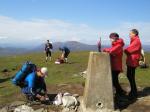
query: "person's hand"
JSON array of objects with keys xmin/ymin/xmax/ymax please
[
  {"xmin": 103, "ymin": 49, "xmax": 107, "ymax": 52},
  {"xmin": 36, "ymin": 94, "xmax": 45, "ymax": 101},
  {"xmin": 43, "ymin": 91, "xmax": 49, "ymax": 101},
  {"xmin": 45, "ymin": 94, "xmax": 49, "ymax": 101},
  {"xmin": 40, "ymin": 96, "xmax": 46, "ymax": 101},
  {"xmin": 103, "ymin": 48, "xmax": 109, "ymax": 53}
]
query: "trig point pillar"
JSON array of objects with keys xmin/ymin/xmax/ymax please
[{"xmin": 81, "ymin": 52, "xmax": 114, "ymax": 111}]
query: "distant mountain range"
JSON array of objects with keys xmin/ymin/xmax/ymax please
[
  {"xmin": 142, "ymin": 45, "xmax": 150, "ymax": 52},
  {"xmin": 0, "ymin": 41, "xmax": 150, "ymax": 56},
  {"xmin": 0, "ymin": 47, "xmax": 28, "ymax": 56},
  {"xmin": 34, "ymin": 41, "xmax": 98, "ymax": 52}
]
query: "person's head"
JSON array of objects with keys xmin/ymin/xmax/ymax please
[
  {"xmin": 47, "ymin": 40, "xmax": 49, "ymax": 43},
  {"xmin": 109, "ymin": 33, "xmax": 119, "ymax": 42},
  {"xmin": 129, "ymin": 29, "xmax": 139, "ymax": 38},
  {"xmin": 37, "ymin": 67, "xmax": 48, "ymax": 78}
]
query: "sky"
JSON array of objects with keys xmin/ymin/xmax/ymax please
[{"xmin": 0, "ymin": 0, "xmax": 150, "ymax": 48}]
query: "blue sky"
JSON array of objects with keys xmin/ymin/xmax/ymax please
[{"xmin": 0, "ymin": 0, "xmax": 150, "ymax": 47}]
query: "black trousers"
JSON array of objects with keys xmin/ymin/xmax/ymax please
[
  {"xmin": 127, "ymin": 66, "xmax": 137, "ymax": 96},
  {"xmin": 46, "ymin": 50, "xmax": 51, "ymax": 57},
  {"xmin": 64, "ymin": 51, "xmax": 70, "ymax": 58},
  {"xmin": 112, "ymin": 71, "xmax": 124, "ymax": 95},
  {"xmin": 26, "ymin": 82, "xmax": 47, "ymax": 101}
]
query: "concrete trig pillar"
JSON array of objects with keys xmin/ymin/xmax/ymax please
[{"xmin": 81, "ymin": 52, "xmax": 114, "ymax": 111}]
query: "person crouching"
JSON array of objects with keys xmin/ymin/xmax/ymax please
[{"xmin": 12, "ymin": 66, "xmax": 49, "ymax": 102}]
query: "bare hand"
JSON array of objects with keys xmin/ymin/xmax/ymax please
[
  {"xmin": 40, "ymin": 96, "xmax": 46, "ymax": 101},
  {"xmin": 36, "ymin": 94, "xmax": 46, "ymax": 101}
]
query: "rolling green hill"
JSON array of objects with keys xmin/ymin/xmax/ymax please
[{"xmin": 0, "ymin": 51, "xmax": 150, "ymax": 104}]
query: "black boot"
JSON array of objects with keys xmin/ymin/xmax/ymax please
[{"xmin": 128, "ymin": 92, "xmax": 138, "ymax": 100}]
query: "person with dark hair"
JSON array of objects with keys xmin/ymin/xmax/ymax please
[
  {"xmin": 45, "ymin": 40, "xmax": 53, "ymax": 62},
  {"xmin": 124, "ymin": 29, "xmax": 142, "ymax": 100},
  {"xmin": 130, "ymin": 29, "xmax": 139, "ymax": 36},
  {"xmin": 103, "ymin": 33, "xmax": 125, "ymax": 97}
]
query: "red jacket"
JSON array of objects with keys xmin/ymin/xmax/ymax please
[
  {"xmin": 124, "ymin": 36, "xmax": 142, "ymax": 67},
  {"xmin": 103, "ymin": 38, "xmax": 124, "ymax": 72}
]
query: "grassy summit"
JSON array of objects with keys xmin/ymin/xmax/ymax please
[{"xmin": 0, "ymin": 51, "xmax": 150, "ymax": 104}]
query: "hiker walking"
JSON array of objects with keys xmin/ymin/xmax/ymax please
[
  {"xmin": 103, "ymin": 33, "xmax": 126, "ymax": 97},
  {"xmin": 59, "ymin": 46, "xmax": 70, "ymax": 63},
  {"xmin": 124, "ymin": 29, "xmax": 142, "ymax": 100},
  {"xmin": 12, "ymin": 62, "xmax": 49, "ymax": 102},
  {"xmin": 45, "ymin": 40, "xmax": 53, "ymax": 62}
]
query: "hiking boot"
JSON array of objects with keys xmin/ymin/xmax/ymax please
[{"xmin": 128, "ymin": 92, "xmax": 138, "ymax": 101}]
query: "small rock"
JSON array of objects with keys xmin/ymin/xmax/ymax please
[
  {"xmin": 62, "ymin": 108, "xmax": 70, "ymax": 112},
  {"xmin": 0, "ymin": 107, "xmax": 8, "ymax": 112},
  {"xmin": 14, "ymin": 105, "xmax": 34, "ymax": 112},
  {"xmin": 10, "ymin": 101, "xmax": 26, "ymax": 107},
  {"xmin": 62, "ymin": 108, "xmax": 76, "ymax": 112},
  {"xmin": 73, "ymin": 74, "xmax": 79, "ymax": 77}
]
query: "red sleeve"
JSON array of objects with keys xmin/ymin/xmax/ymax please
[
  {"xmin": 109, "ymin": 44, "xmax": 122, "ymax": 55},
  {"xmin": 125, "ymin": 39, "xmax": 141, "ymax": 54},
  {"xmin": 103, "ymin": 48, "xmax": 111, "ymax": 52}
]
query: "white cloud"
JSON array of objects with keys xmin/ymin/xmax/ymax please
[
  {"xmin": 0, "ymin": 16, "xmax": 99, "ymax": 47},
  {"xmin": 0, "ymin": 15, "xmax": 150, "ymax": 47},
  {"xmin": 98, "ymin": 22, "xmax": 150, "ymax": 45}
]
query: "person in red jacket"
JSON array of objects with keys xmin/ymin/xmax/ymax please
[
  {"xmin": 103, "ymin": 33, "xmax": 125, "ymax": 96},
  {"xmin": 124, "ymin": 29, "xmax": 142, "ymax": 100}
]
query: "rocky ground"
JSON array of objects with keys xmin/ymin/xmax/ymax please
[{"xmin": 0, "ymin": 84, "xmax": 149, "ymax": 112}]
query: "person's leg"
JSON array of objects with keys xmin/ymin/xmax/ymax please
[
  {"xmin": 64, "ymin": 52, "xmax": 69, "ymax": 63},
  {"xmin": 48, "ymin": 51, "xmax": 52, "ymax": 61},
  {"xmin": 130, "ymin": 67, "xmax": 137, "ymax": 96},
  {"xmin": 50, "ymin": 50, "xmax": 51, "ymax": 56},
  {"xmin": 35, "ymin": 83, "xmax": 47, "ymax": 97},
  {"xmin": 127, "ymin": 66, "xmax": 137, "ymax": 99},
  {"xmin": 21, "ymin": 87, "xmax": 36, "ymax": 101},
  {"xmin": 112, "ymin": 71, "xmax": 125, "ymax": 96},
  {"xmin": 45, "ymin": 51, "xmax": 48, "ymax": 62}
]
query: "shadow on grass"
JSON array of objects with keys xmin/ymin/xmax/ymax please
[
  {"xmin": 138, "ymin": 87, "xmax": 150, "ymax": 97},
  {"xmin": 116, "ymin": 87, "xmax": 150, "ymax": 111},
  {"xmin": 0, "ymin": 76, "xmax": 12, "ymax": 83},
  {"xmin": 0, "ymin": 86, "xmax": 5, "ymax": 89}
]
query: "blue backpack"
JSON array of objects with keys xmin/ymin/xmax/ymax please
[{"xmin": 12, "ymin": 61, "xmax": 36, "ymax": 86}]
